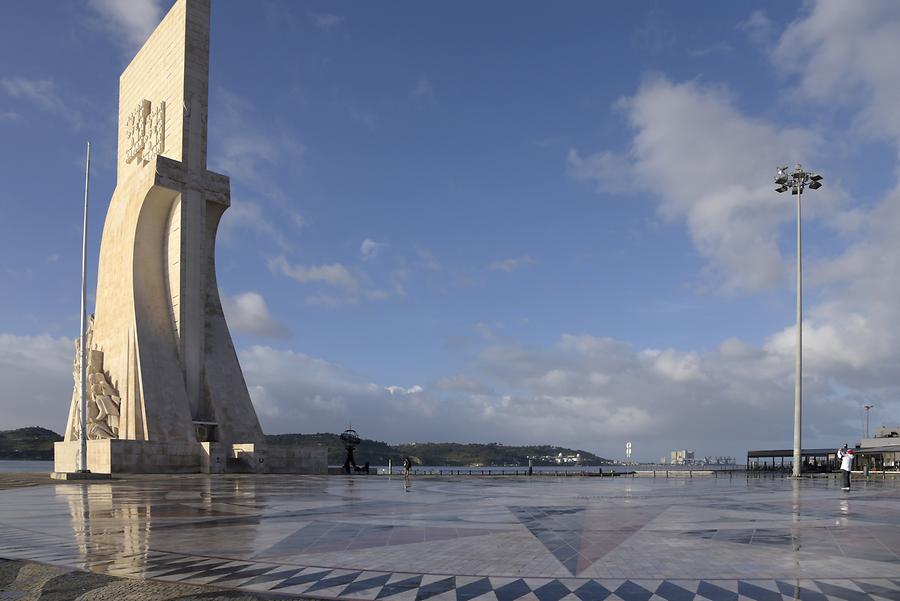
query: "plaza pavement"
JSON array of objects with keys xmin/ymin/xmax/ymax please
[{"xmin": 0, "ymin": 473, "xmax": 898, "ymax": 601}]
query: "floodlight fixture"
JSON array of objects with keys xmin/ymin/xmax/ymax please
[{"xmin": 774, "ymin": 164, "xmax": 823, "ymax": 196}]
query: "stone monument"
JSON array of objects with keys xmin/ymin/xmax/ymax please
[{"xmin": 54, "ymin": 0, "xmax": 325, "ymax": 475}]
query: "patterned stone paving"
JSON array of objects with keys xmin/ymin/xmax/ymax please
[{"xmin": 1, "ymin": 474, "xmax": 899, "ymax": 600}]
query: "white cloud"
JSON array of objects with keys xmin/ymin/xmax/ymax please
[
  {"xmin": 549, "ymin": 5, "xmax": 900, "ymax": 457},
  {"xmin": 411, "ymin": 75, "xmax": 434, "ymax": 100},
  {"xmin": 737, "ymin": 10, "xmax": 774, "ymax": 47},
  {"xmin": 0, "ymin": 110, "xmax": 21, "ymax": 121},
  {"xmin": 239, "ymin": 346, "xmax": 441, "ymax": 432},
  {"xmin": 86, "ymin": 0, "xmax": 164, "ymax": 50},
  {"xmin": 219, "ymin": 200, "xmax": 293, "ymax": 251},
  {"xmin": 385, "ymin": 385, "xmax": 424, "ymax": 396},
  {"xmin": 304, "ymin": 293, "xmax": 350, "ymax": 308},
  {"xmin": 360, "ymin": 238, "xmax": 383, "ymax": 261},
  {"xmin": 415, "ymin": 247, "xmax": 442, "ymax": 272},
  {"xmin": 210, "ymin": 88, "xmax": 306, "ymax": 186},
  {"xmin": 2, "ymin": 321, "xmax": 895, "ymax": 460},
  {"xmin": 308, "ymin": 12, "xmax": 344, "ymax": 29},
  {"xmin": 474, "ymin": 322, "xmax": 501, "ymax": 341},
  {"xmin": 384, "ymin": 384, "xmax": 434, "ymax": 416},
  {"xmin": 269, "ymin": 250, "xmax": 405, "ymax": 307},
  {"xmin": 433, "ymin": 375, "xmax": 490, "ymax": 395},
  {"xmin": 215, "ymin": 129, "xmax": 305, "ymax": 185},
  {"xmin": 0, "ymin": 333, "xmax": 73, "ymax": 431},
  {"xmin": 0, "ymin": 78, "xmax": 82, "ymax": 128},
  {"xmin": 269, "ymin": 256, "xmax": 359, "ymax": 290},
  {"xmin": 240, "ymin": 346, "xmax": 370, "ymax": 420},
  {"xmin": 553, "ymin": 11, "xmax": 900, "ymax": 455},
  {"xmin": 364, "ymin": 289, "xmax": 390, "ymax": 301},
  {"xmin": 567, "ymin": 149, "xmax": 631, "ymax": 194},
  {"xmin": 238, "ymin": 347, "xmax": 445, "ymax": 435},
  {"xmin": 569, "ymin": 76, "xmax": 829, "ymax": 293},
  {"xmin": 488, "ymin": 255, "xmax": 535, "ymax": 272},
  {"xmin": 761, "ymin": 3, "xmax": 900, "ymax": 390},
  {"xmin": 632, "ymin": 11, "xmax": 676, "ymax": 54},
  {"xmin": 686, "ymin": 41, "xmax": 732, "ymax": 58},
  {"xmin": 469, "ymin": 331, "xmax": 893, "ymax": 458},
  {"xmin": 216, "ymin": 132, "xmax": 279, "ymax": 179},
  {"xmin": 646, "ymin": 348, "xmax": 705, "ymax": 382},
  {"xmin": 246, "ymin": 384, "xmax": 281, "ymax": 418},
  {"xmin": 290, "ymin": 211, "xmax": 305, "ymax": 229},
  {"xmin": 221, "ymin": 291, "xmax": 288, "ymax": 339},
  {"xmin": 346, "ymin": 102, "xmax": 377, "ymax": 130},
  {"xmin": 775, "ymin": 2, "xmax": 900, "ymax": 146}
]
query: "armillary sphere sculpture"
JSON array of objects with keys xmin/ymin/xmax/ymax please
[{"xmin": 340, "ymin": 428, "xmax": 366, "ymax": 474}]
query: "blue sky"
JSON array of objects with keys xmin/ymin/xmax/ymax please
[{"xmin": 2, "ymin": 0, "xmax": 899, "ymax": 462}]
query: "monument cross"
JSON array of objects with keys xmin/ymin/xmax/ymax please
[{"xmin": 55, "ymin": 0, "xmax": 325, "ymax": 475}]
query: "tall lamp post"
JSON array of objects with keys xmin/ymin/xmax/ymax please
[
  {"xmin": 775, "ymin": 164, "xmax": 822, "ymax": 478},
  {"xmin": 864, "ymin": 404, "xmax": 874, "ymax": 439},
  {"xmin": 79, "ymin": 141, "xmax": 92, "ymax": 474}
]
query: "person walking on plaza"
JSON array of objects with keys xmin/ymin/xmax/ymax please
[
  {"xmin": 402, "ymin": 456, "xmax": 412, "ymax": 481},
  {"xmin": 837, "ymin": 444, "xmax": 854, "ymax": 491}
]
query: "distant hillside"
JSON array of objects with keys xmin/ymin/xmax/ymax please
[
  {"xmin": 0, "ymin": 427, "xmax": 608, "ymax": 466},
  {"xmin": 392, "ymin": 442, "xmax": 610, "ymax": 467},
  {"xmin": 266, "ymin": 432, "xmax": 405, "ymax": 466},
  {"xmin": 265, "ymin": 433, "xmax": 610, "ymax": 466},
  {"xmin": 0, "ymin": 427, "xmax": 62, "ymax": 460}
]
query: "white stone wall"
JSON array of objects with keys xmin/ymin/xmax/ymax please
[{"xmin": 118, "ymin": 0, "xmax": 187, "ymax": 181}]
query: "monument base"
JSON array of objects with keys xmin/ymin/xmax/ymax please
[
  {"xmin": 50, "ymin": 471, "xmax": 112, "ymax": 481},
  {"xmin": 54, "ymin": 440, "xmax": 326, "ymax": 475},
  {"xmin": 54, "ymin": 440, "xmax": 201, "ymax": 474}
]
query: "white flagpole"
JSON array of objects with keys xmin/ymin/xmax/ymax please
[{"xmin": 79, "ymin": 141, "xmax": 91, "ymax": 473}]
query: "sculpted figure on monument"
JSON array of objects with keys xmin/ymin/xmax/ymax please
[{"xmin": 67, "ymin": 315, "xmax": 122, "ymax": 441}]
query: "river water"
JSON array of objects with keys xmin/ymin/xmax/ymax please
[
  {"xmin": 0, "ymin": 460, "xmax": 53, "ymax": 473},
  {"xmin": 0, "ymin": 459, "xmax": 739, "ymax": 474},
  {"xmin": 375, "ymin": 464, "xmax": 739, "ymax": 475}
]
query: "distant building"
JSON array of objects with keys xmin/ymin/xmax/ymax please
[
  {"xmin": 667, "ymin": 450, "xmax": 734, "ymax": 466},
  {"xmin": 859, "ymin": 424, "xmax": 900, "ymax": 471},
  {"xmin": 553, "ymin": 452, "xmax": 581, "ymax": 464},
  {"xmin": 670, "ymin": 450, "xmax": 695, "ymax": 465},
  {"xmin": 705, "ymin": 456, "xmax": 736, "ymax": 465},
  {"xmin": 873, "ymin": 426, "xmax": 900, "ymax": 439}
]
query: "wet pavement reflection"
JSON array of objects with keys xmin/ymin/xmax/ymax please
[{"xmin": 1, "ymin": 474, "xmax": 898, "ymax": 599}]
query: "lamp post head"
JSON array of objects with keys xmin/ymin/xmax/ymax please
[{"xmin": 775, "ymin": 165, "xmax": 823, "ymax": 194}]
